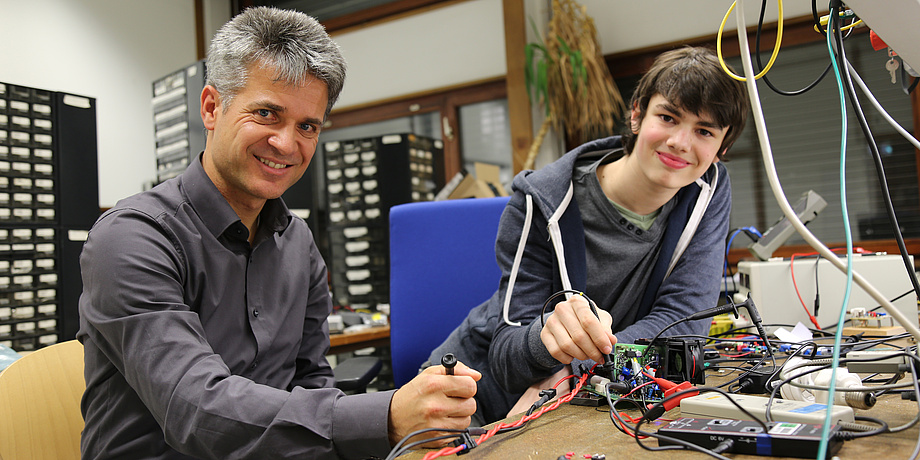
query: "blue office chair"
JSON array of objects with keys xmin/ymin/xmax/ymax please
[{"xmin": 389, "ymin": 196, "xmax": 509, "ymax": 387}]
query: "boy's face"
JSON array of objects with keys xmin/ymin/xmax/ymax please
[
  {"xmin": 630, "ymin": 94, "xmax": 727, "ymax": 192},
  {"xmin": 200, "ymin": 64, "xmax": 328, "ymax": 213}
]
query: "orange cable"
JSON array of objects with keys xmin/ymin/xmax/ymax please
[
  {"xmin": 787, "ymin": 247, "xmax": 867, "ymax": 330},
  {"xmin": 424, "ymin": 373, "xmax": 591, "ymax": 459}
]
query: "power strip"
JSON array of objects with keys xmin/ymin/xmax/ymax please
[
  {"xmin": 679, "ymin": 393, "xmax": 854, "ymax": 424},
  {"xmin": 657, "ymin": 417, "xmax": 843, "ymax": 458}
]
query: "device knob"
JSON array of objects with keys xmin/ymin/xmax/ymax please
[{"xmin": 441, "ymin": 353, "xmax": 457, "ymax": 375}]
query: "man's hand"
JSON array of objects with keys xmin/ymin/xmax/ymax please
[
  {"xmin": 388, "ymin": 361, "xmax": 481, "ymax": 446},
  {"xmin": 540, "ymin": 294, "xmax": 617, "ymax": 364}
]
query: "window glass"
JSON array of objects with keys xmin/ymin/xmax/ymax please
[
  {"xmin": 723, "ymin": 38, "xmax": 918, "ymax": 248},
  {"xmin": 460, "ymin": 99, "xmax": 513, "ymax": 186}
]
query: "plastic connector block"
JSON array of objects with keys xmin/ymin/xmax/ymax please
[
  {"xmin": 708, "ymin": 313, "xmax": 736, "ymax": 337},
  {"xmin": 534, "ymin": 388, "xmax": 557, "ymax": 408},
  {"xmin": 448, "ymin": 431, "xmax": 478, "ymax": 455},
  {"xmin": 570, "ymin": 390, "xmax": 605, "ymax": 407},
  {"xmin": 734, "ymin": 365, "xmax": 779, "ymax": 394},
  {"xmin": 658, "ymin": 417, "xmax": 843, "ymax": 458}
]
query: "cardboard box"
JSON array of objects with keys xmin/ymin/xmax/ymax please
[{"xmin": 436, "ymin": 162, "xmax": 508, "ymax": 200}]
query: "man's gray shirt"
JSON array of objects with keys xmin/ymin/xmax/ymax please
[{"xmin": 77, "ymin": 156, "xmax": 392, "ymax": 459}]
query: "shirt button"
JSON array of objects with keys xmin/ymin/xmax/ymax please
[
  {"xmin": 619, "ymin": 218, "xmax": 627, "ymax": 225},
  {"xmin": 636, "ymin": 229, "xmax": 643, "ymax": 235},
  {"xmin": 253, "ymin": 310, "xmax": 260, "ymax": 317},
  {"xmin": 251, "ymin": 362, "xmax": 258, "ymax": 369},
  {"xmin": 627, "ymin": 224, "xmax": 635, "ymax": 230}
]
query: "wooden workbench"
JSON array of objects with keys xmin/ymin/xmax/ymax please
[
  {"xmin": 400, "ymin": 377, "xmax": 919, "ymax": 459},
  {"xmin": 328, "ymin": 325, "xmax": 390, "ymax": 355}
]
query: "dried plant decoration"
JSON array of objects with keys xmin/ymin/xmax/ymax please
[{"xmin": 524, "ymin": 0, "xmax": 626, "ymax": 169}]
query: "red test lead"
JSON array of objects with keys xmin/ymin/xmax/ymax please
[{"xmin": 642, "ymin": 373, "xmax": 699, "ymax": 420}]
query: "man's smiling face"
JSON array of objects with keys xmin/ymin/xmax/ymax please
[{"xmin": 200, "ymin": 63, "xmax": 328, "ymax": 212}]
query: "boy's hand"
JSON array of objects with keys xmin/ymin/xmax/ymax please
[
  {"xmin": 388, "ymin": 361, "xmax": 481, "ymax": 446},
  {"xmin": 540, "ymin": 294, "xmax": 617, "ymax": 364}
]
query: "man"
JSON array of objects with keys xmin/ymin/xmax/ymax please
[
  {"xmin": 428, "ymin": 46, "xmax": 749, "ymax": 424},
  {"xmin": 78, "ymin": 7, "xmax": 478, "ymax": 459}
]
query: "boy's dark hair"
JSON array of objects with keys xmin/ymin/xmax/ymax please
[{"xmin": 622, "ymin": 46, "xmax": 748, "ymax": 160}]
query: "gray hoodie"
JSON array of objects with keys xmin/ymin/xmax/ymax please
[{"xmin": 429, "ymin": 136, "xmax": 730, "ymax": 423}]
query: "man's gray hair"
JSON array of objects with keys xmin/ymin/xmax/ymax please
[{"xmin": 206, "ymin": 6, "xmax": 346, "ymax": 117}]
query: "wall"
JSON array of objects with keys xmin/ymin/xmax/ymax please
[
  {"xmin": 333, "ymin": 1, "xmax": 820, "ymax": 109},
  {"xmin": 0, "ymin": 0, "xmax": 229, "ymax": 208},
  {"xmin": 329, "ymin": 0, "xmax": 820, "ymax": 169},
  {"xmin": 332, "ymin": 0, "xmax": 507, "ymax": 109},
  {"xmin": 584, "ymin": 1, "xmax": 815, "ymax": 55},
  {"xmin": 0, "ymin": 0, "xmax": 831, "ymax": 207}
]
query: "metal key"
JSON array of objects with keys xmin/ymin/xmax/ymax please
[{"xmin": 887, "ymin": 58, "xmax": 899, "ymax": 83}]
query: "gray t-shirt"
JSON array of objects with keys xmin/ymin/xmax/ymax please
[{"xmin": 573, "ymin": 153, "xmax": 675, "ymax": 334}]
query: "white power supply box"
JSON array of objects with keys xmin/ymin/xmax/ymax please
[
  {"xmin": 735, "ymin": 254, "xmax": 917, "ymax": 331},
  {"xmin": 679, "ymin": 393, "xmax": 855, "ymax": 425}
]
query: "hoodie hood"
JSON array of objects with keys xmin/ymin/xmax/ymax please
[{"xmin": 512, "ymin": 136, "xmax": 624, "ymax": 220}]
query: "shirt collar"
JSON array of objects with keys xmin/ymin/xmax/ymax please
[
  {"xmin": 261, "ymin": 196, "xmax": 295, "ymax": 236},
  {"xmin": 180, "ymin": 153, "xmax": 294, "ymax": 239}
]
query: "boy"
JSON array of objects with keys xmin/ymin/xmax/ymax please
[{"xmin": 429, "ymin": 46, "xmax": 748, "ymax": 424}]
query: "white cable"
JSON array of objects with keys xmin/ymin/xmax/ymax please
[
  {"xmin": 547, "ymin": 183, "xmax": 575, "ymax": 293},
  {"xmin": 733, "ymin": 2, "xmax": 920, "ymax": 342},
  {"xmin": 847, "ymin": 61, "xmax": 920, "ymax": 151},
  {"xmin": 502, "ymin": 195, "xmax": 533, "ymax": 326}
]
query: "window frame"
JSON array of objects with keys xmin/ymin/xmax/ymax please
[{"xmin": 325, "ymin": 77, "xmax": 507, "ymax": 181}]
